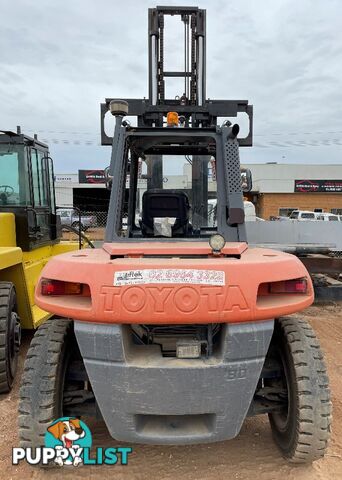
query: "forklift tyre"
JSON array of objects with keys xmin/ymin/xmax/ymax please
[
  {"xmin": 0, "ymin": 282, "xmax": 20, "ymax": 393},
  {"xmin": 18, "ymin": 318, "xmax": 73, "ymax": 448},
  {"xmin": 269, "ymin": 317, "xmax": 332, "ymax": 463}
]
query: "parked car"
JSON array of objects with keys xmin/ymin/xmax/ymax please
[
  {"xmin": 316, "ymin": 213, "xmax": 340, "ymax": 221},
  {"xmin": 289, "ymin": 210, "xmax": 317, "ymax": 221},
  {"xmin": 58, "ymin": 209, "xmax": 97, "ymax": 231},
  {"xmin": 289, "ymin": 210, "xmax": 341, "ymax": 222}
]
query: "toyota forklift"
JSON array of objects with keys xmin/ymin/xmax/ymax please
[
  {"xmin": 20, "ymin": 7, "xmax": 331, "ymax": 463},
  {"xmin": 0, "ymin": 128, "xmax": 83, "ymax": 393}
]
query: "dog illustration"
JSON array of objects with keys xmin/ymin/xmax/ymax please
[{"xmin": 47, "ymin": 418, "xmax": 85, "ymax": 466}]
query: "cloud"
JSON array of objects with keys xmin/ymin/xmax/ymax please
[{"xmin": 0, "ymin": 0, "xmax": 342, "ymax": 170}]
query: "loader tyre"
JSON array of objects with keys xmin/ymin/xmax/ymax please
[
  {"xmin": 18, "ymin": 318, "xmax": 73, "ymax": 448},
  {"xmin": 0, "ymin": 282, "xmax": 20, "ymax": 393},
  {"xmin": 269, "ymin": 317, "xmax": 332, "ymax": 463}
]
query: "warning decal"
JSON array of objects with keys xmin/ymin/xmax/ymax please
[{"xmin": 113, "ymin": 269, "xmax": 225, "ymax": 286}]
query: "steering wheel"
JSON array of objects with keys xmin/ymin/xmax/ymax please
[{"xmin": 0, "ymin": 185, "xmax": 14, "ymax": 197}]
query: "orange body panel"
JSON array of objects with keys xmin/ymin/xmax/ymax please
[{"xmin": 35, "ymin": 242, "xmax": 314, "ymax": 324}]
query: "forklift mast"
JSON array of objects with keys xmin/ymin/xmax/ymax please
[
  {"xmin": 148, "ymin": 6, "xmax": 206, "ymax": 112},
  {"xmin": 100, "ymin": 6, "xmax": 253, "ymax": 137}
]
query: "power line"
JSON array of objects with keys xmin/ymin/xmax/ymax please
[
  {"xmin": 21, "ymin": 128, "xmax": 342, "ymax": 148},
  {"xmin": 38, "ymin": 137, "xmax": 342, "ymax": 147},
  {"xmin": 23, "ymin": 127, "xmax": 342, "ymax": 137}
]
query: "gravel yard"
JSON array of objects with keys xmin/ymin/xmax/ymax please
[{"xmin": 0, "ymin": 305, "xmax": 341, "ymax": 480}]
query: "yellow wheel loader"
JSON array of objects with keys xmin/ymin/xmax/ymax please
[{"xmin": 0, "ymin": 128, "xmax": 83, "ymax": 392}]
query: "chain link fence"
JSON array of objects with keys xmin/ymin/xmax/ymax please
[
  {"xmin": 60, "ymin": 210, "xmax": 132, "ymax": 242},
  {"xmin": 60, "ymin": 210, "xmax": 108, "ymax": 242},
  {"xmin": 60, "ymin": 206, "xmax": 217, "ymax": 242}
]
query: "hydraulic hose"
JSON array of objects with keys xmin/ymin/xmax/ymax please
[{"xmin": 61, "ymin": 225, "xmax": 95, "ymax": 249}]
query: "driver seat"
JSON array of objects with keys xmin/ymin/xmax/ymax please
[{"xmin": 141, "ymin": 189, "xmax": 191, "ymax": 237}]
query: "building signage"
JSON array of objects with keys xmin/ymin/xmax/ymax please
[
  {"xmin": 54, "ymin": 175, "xmax": 76, "ymax": 183},
  {"xmin": 294, "ymin": 180, "xmax": 342, "ymax": 193},
  {"xmin": 78, "ymin": 170, "xmax": 106, "ymax": 184}
]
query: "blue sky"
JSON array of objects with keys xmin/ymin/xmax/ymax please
[{"xmin": 1, "ymin": 0, "xmax": 342, "ymax": 172}]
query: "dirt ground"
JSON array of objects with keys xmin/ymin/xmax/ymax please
[
  {"xmin": 0, "ymin": 305, "xmax": 341, "ymax": 479},
  {"xmin": 62, "ymin": 227, "xmax": 105, "ymax": 242}
]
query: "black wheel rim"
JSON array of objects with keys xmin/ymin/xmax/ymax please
[{"xmin": 271, "ymin": 349, "xmax": 291, "ymax": 432}]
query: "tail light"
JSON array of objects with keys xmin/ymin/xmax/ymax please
[
  {"xmin": 269, "ymin": 278, "xmax": 308, "ymax": 294},
  {"xmin": 41, "ymin": 279, "xmax": 90, "ymax": 296}
]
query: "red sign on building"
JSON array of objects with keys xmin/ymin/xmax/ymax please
[
  {"xmin": 294, "ymin": 180, "xmax": 342, "ymax": 193},
  {"xmin": 78, "ymin": 170, "xmax": 106, "ymax": 184}
]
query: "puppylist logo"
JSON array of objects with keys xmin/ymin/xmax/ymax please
[{"xmin": 13, "ymin": 417, "xmax": 132, "ymax": 467}]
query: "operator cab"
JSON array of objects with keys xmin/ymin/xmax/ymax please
[
  {"xmin": 0, "ymin": 129, "xmax": 60, "ymax": 250},
  {"xmin": 104, "ymin": 121, "xmax": 252, "ymax": 241}
]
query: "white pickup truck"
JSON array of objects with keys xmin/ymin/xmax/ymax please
[
  {"xmin": 58, "ymin": 209, "xmax": 97, "ymax": 231},
  {"xmin": 289, "ymin": 210, "xmax": 340, "ymax": 221}
]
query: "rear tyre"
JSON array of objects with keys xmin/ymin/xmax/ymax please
[
  {"xmin": 18, "ymin": 318, "xmax": 73, "ymax": 448},
  {"xmin": 0, "ymin": 282, "xmax": 20, "ymax": 393},
  {"xmin": 269, "ymin": 317, "xmax": 332, "ymax": 463}
]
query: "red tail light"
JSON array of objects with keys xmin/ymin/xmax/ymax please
[
  {"xmin": 41, "ymin": 279, "xmax": 90, "ymax": 296},
  {"xmin": 269, "ymin": 278, "xmax": 308, "ymax": 294}
]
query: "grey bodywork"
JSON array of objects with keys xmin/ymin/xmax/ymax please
[
  {"xmin": 246, "ymin": 220, "xmax": 342, "ymax": 252},
  {"xmin": 75, "ymin": 320, "xmax": 274, "ymax": 444}
]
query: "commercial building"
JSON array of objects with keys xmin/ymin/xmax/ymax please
[
  {"xmin": 245, "ymin": 164, "xmax": 342, "ymax": 219},
  {"xmin": 55, "ymin": 164, "xmax": 342, "ymax": 220}
]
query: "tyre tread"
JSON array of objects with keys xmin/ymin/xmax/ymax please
[
  {"xmin": 0, "ymin": 282, "xmax": 16, "ymax": 393},
  {"xmin": 18, "ymin": 318, "xmax": 72, "ymax": 448},
  {"xmin": 272, "ymin": 316, "xmax": 332, "ymax": 464}
]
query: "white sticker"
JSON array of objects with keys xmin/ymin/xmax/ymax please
[{"xmin": 113, "ymin": 269, "xmax": 225, "ymax": 286}]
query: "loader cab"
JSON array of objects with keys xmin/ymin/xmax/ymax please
[{"xmin": 0, "ymin": 130, "xmax": 60, "ymax": 251}]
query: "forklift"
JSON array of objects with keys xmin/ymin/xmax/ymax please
[
  {"xmin": 20, "ymin": 7, "xmax": 331, "ymax": 463},
  {"xmin": 0, "ymin": 128, "xmax": 82, "ymax": 393}
]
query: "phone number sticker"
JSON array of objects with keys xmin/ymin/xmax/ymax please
[{"xmin": 114, "ymin": 269, "xmax": 225, "ymax": 286}]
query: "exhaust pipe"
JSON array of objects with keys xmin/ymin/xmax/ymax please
[{"xmin": 227, "ymin": 123, "xmax": 240, "ymax": 139}]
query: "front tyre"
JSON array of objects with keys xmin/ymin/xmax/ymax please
[
  {"xmin": 0, "ymin": 282, "xmax": 20, "ymax": 393},
  {"xmin": 18, "ymin": 318, "xmax": 73, "ymax": 448},
  {"xmin": 269, "ymin": 317, "xmax": 332, "ymax": 463}
]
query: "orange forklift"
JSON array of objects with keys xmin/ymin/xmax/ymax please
[{"xmin": 19, "ymin": 6, "xmax": 331, "ymax": 463}]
